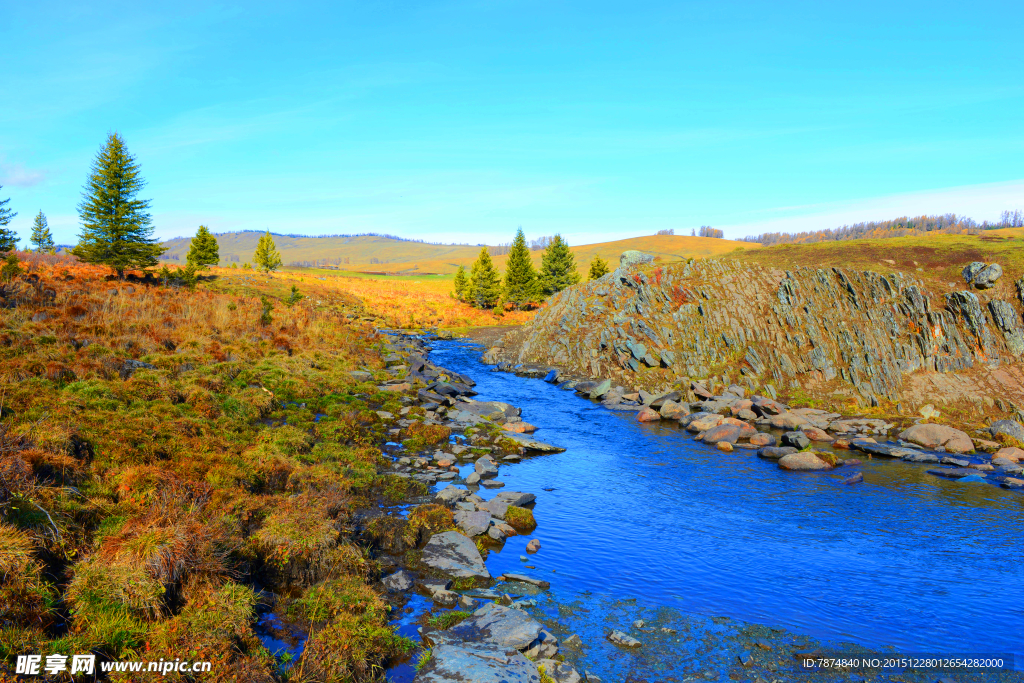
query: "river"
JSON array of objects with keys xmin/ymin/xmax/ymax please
[{"xmin": 389, "ymin": 338, "xmax": 1024, "ymax": 680}]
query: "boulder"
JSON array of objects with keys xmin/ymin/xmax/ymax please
[
  {"xmin": 751, "ymin": 397, "xmax": 787, "ymax": 416},
  {"xmin": 716, "ymin": 441, "xmax": 733, "ymax": 452},
  {"xmin": 898, "ymin": 424, "xmax": 974, "ymax": 453},
  {"xmin": 994, "ymin": 447, "xmax": 1024, "ymax": 463},
  {"xmin": 415, "ymin": 641, "xmax": 540, "ymax": 683},
  {"xmin": 526, "ymin": 539, "xmax": 541, "ymax": 553},
  {"xmin": 421, "ymin": 531, "xmax": 490, "ymax": 579},
  {"xmin": 607, "ymin": 630, "xmax": 641, "ymax": 648},
  {"xmin": 454, "ymin": 510, "xmax": 492, "ymax": 537},
  {"xmin": 989, "ymin": 420, "xmax": 1024, "ymax": 444},
  {"xmin": 493, "ymin": 491, "xmax": 536, "ymax": 507},
  {"xmin": 588, "ymin": 379, "xmax": 612, "ymax": 399},
  {"xmin": 769, "ymin": 412, "xmax": 812, "ymax": 430},
  {"xmin": 778, "ymin": 452, "xmax": 830, "ymax": 471},
  {"xmin": 659, "ymin": 400, "xmax": 689, "ymax": 420},
  {"xmin": 506, "ymin": 434, "xmax": 566, "ymax": 453},
  {"xmin": 382, "ymin": 570, "xmax": 414, "ymax": 592},
  {"xmin": 474, "ymin": 457, "xmax": 498, "ymax": 478},
  {"xmin": 749, "ymin": 432, "xmax": 776, "ymax": 447},
  {"xmin": 802, "ymin": 427, "xmax": 834, "ymax": 442},
  {"xmin": 974, "ymin": 263, "xmax": 1003, "ymax": 289},
  {"xmin": 637, "ymin": 407, "xmax": 660, "ymax": 422},
  {"xmin": 535, "ymin": 660, "xmax": 582, "ymax": 683},
  {"xmin": 649, "ymin": 391, "xmax": 682, "ymax": 408},
  {"xmin": 781, "ymin": 431, "xmax": 811, "ymax": 450},
  {"xmin": 502, "ymin": 421, "xmax": 538, "ymax": 434},
  {"xmin": 523, "ymin": 630, "xmax": 559, "ymax": 660},
  {"xmin": 435, "ymin": 485, "xmax": 470, "ymax": 505},
  {"xmin": 758, "ymin": 446, "xmax": 798, "ymax": 460},
  {"xmin": 619, "ymin": 250, "xmax": 655, "ymax": 268},
  {"xmin": 962, "ymin": 261, "xmax": 986, "ymax": 285},
  {"xmin": 700, "ymin": 422, "xmax": 756, "ymax": 444},
  {"xmin": 686, "ymin": 413, "xmax": 725, "ymax": 432}
]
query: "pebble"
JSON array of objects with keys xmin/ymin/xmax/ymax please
[{"xmin": 526, "ymin": 539, "xmax": 541, "ymax": 553}]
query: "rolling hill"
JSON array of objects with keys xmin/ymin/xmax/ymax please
[{"xmin": 160, "ymin": 232, "xmax": 760, "ymax": 275}]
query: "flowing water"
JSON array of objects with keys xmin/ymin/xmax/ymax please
[{"xmin": 390, "ymin": 339, "xmax": 1024, "ymax": 680}]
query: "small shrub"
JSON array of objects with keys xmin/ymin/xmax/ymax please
[{"xmin": 504, "ymin": 506, "xmax": 536, "ymax": 531}]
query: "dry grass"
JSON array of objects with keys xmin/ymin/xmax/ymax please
[{"xmin": 0, "ymin": 253, "xmax": 418, "ymax": 673}]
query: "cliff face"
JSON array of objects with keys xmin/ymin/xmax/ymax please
[{"xmin": 492, "ymin": 256, "xmax": 1024, "ymax": 413}]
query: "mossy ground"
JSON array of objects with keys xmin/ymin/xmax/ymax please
[{"xmin": 0, "ymin": 255, "xmax": 429, "ymax": 680}]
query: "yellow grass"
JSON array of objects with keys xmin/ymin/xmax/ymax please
[{"xmin": 205, "ymin": 267, "xmax": 536, "ymax": 329}]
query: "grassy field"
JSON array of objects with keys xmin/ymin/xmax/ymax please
[
  {"xmin": 205, "ymin": 267, "xmax": 535, "ymax": 330},
  {"xmin": 162, "ymin": 232, "xmax": 760, "ymax": 275},
  {"xmin": 0, "ymin": 252, "xmax": 463, "ymax": 679},
  {"xmin": 725, "ymin": 230, "xmax": 1024, "ymax": 293}
]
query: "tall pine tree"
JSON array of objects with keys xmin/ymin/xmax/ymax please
[
  {"xmin": 73, "ymin": 133, "xmax": 164, "ymax": 277},
  {"xmin": 469, "ymin": 247, "xmax": 501, "ymax": 308},
  {"xmin": 0, "ymin": 185, "xmax": 17, "ymax": 252},
  {"xmin": 539, "ymin": 234, "xmax": 580, "ymax": 295},
  {"xmin": 452, "ymin": 265, "xmax": 469, "ymax": 301},
  {"xmin": 253, "ymin": 230, "xmax": 282, "ymax": 272},
  {"xmin": 186, "ymin": 225, "xmax": 220, "ymax": 269},
  {"xmin": 502, "ymin": 228, "xmax": 538, "ymax": 309},
  {"xmin": 30, "ymin": 211, "xmax": 54, "ymax": 253},
  {"xmin": 588, "ymin": 254, "xmax": 610, "ymax": 280}
]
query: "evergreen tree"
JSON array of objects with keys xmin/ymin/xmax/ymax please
[
  {"xmin": 30, "ymin": 211, "xmax": 55, "ymax": 253},
  {"xmin": 502, "ymin": 228, "xmax": 539, "ymax": 309},
  {"xmin": 588, "ymin": 254, "xmax": 610, "ymax": 280},
  {"xmin": 469, "ymin": 247, "xmax": 501, "ymax": 308},
  {"xmin": 452, "ymin": 265, "xmax": 469, "ymax": 301},
  {"xmin": 253, "ymin": 230, "xmax": 282, "ymax": 273},
  {"xmin": 287, "ymin": 284, "xmax": 304, "ymax": 306},
  {"xmin": 0, "ymin": 185, "xmax": 17, "ymax": 252},
  {"xmin": 72, "ymin": 133, "xmax": 164, "ymax": 277},
  {"xmin": 0, "ymin": 253, "xmax": 22, "ymax": 281},
  {"xmin": 539, "ymin": 234, "xmax": 580, "ymax": 295},
  {"xmin": 186, "ymin": 225, "xmax": 219, "ymax": 269}
]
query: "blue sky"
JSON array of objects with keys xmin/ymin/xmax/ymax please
[{"xmin": 1, "ymin": 0, "xmax": 1022, "ymax": 246}]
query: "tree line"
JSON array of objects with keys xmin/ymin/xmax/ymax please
[
  {"xmin": 451, "ymin": 229, "xmax": 611, "ymax": 310},
  {"xmin": 740, "ymin": 212, "xmax": 1024, "ymax": 246}
]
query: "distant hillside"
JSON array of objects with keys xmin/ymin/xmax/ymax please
[{"xmin": 160, "ymin": 232, "xmax": 760, "ymax": 274}]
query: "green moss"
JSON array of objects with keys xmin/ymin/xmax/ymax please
[
  {"xmin": 427, "ymin": 610, "xmax": 470, "ymax": 630},
  {"xmin": 504, "ymin": 506, "xmax": 536, "ymax": 531}
]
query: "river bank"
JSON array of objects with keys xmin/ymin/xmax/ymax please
[{"xmin": 370, "ymin": 332, "xmax": 1024, "ymax": 683}]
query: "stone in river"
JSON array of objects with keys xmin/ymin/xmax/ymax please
[
  {"xmin": 716, "ymin": 441, "xmax": 733, "ymax": 452},
  {"xmin": 382, "ymin": 569, "xmax": 414, "ymax": 592},
  {"xmin": 769, "ymin": 412, "xmax": 812, "ymax": 430},
  {"xmin": 526, "ymin": 538, "xmax": 541, "ymax": 553},
  {"xmin": 589, "ymin": 379, "xmax": 612, "ymax": 399},
  {"xmin": 659, "ymin": 400, "xmax": 689, "ymax": 420},
  {"xmin": 494, "ymin": 491, "xmax": 536, "ymax": 507},
  {"xmin": 802, "ymin": 426, "xmax": 834, "ymax": 442},
  {"xmin": 749, "ymin": 432, "xmax": 776, "ymax": 447},
  {"xmin": 686, "ymin": 413, "xmax": 725, "ymax": 432},
  {"xmin": 506, "ymin": 434, "xmax": 566, "ymax": 453},
  {"xmin": 435, "ymin": 485, "xmax": 470, "ymax": 505},
  {"xmin": 415, "ymin": 641, "xmax": 540, "ymax": 683},
  {"xmin": 475, "ymin": 456, "xmax": 499, "ymax": 478},
  {"xmin": 1001, "ymin": 477, "xmax": 1024, "ymax": 489},
  {"xmin": 701, "ymin": 422, "xmax": 756, "ymax": 444},
  {"xmin": 421, "ymin": 530, "xmax": 490, "ymax": 578},
  {"xmin": 994, "ymin": 447, "xmax": 1024, "ymax": 462},
  {"xmin": 637, "ymin": 407, "xmax": 660, "ymax": 422},
  {"xmin": 958, "ymin": 474, "xmax": 987, "ymax": 483},
  {"xmin": 534, "ymin": 659, "xmax": 582, "ymax": 683},
  {"xmin": 989, "ymin": 420, "xmax": 1024, "ymax": 443},
  {"xmin": 941, "ymin": 456, "xmax": 970, "ymax": 467},
  {"xmin": 781, "ymin": 431, "xmax": 811, "ymax": 450},
  {"xmin": 455, "ymin": 510, "xmax": 492, "ymax": 537},
  {"xmin": 758, "ymin": 446, "xmax": 798, "ymax": 460},
  {"xmin": 899, "ymin": 424, "xmax": 974, "ymax": 453},
  {"xmin": 466, "ymin": 472, "xmax": 481, "ymax": 485},
  {"xmin": 927, "ymin": 467, "xmax": 985, "ymax": 480},
  {"xmin": 843, "ymin": 472, "xmax": 863, "ymax": 485},
  {"xmin": 778, "ymin": 452, "xmax": 830, "ymax": 471},
  {"xmin": 503, "ymin": 421, "xmax": 538, "ymax": 434},
  {"xmin": 607, "ymin": 630, "xmax": 641, "ymax": 648},
  {"xmin": 901, "ymin": 451, "xmax": 940, "ymax": 463},
  {"xmin": 480, "ymin": 479, "xmax": 505, "ymax": 489}
]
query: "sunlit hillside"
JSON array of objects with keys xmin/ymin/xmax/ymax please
[{"xmin": 161, "ymin": 232, "xmax": 761, "ymax": 275}]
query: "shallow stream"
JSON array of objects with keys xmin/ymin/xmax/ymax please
[{"xmin": 389, "ymin": 339, "xmax": 1024, "ymax": 680}]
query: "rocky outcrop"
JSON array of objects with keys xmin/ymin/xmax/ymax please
[{"xmin": 490, "ymin": 256, "xmax": 1024, "ymax": 409}]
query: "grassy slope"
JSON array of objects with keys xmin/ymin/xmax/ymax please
[
  {"xmin": 724, "ymin": 231, "xmax": 1024, "ymax": 292},
  {"xmin": 0, "ymin": 255, "xmax": 453, "ymax": 680},
  {"xmin": 163, "ymin": 233, "xmax": 760, "ymax": 275}
]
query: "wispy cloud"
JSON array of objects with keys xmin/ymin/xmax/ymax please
[{"xmin": 0, "ymin": 159, "xmax": 47, "ymax": 188}]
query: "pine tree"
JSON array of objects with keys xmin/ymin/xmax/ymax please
[
  {"xmin": 452, "ymin": 265, "xmax": 469, "ymax": 301},
  {"xmin": 30, "ymin": 211, "xmax": 54, "ymax": 253},
  {"xmin": 186, "ymin": 225, "xmax": 219, "ymax": 269},
  {"xmin": 502, "ymin": 228, "xmax": 539, "ymax": 309},
  {"xmin": 588, "ymin": 254, "xmax": 610, "ymax": 280},
  {"xmin": 539, "ymin": 234, "xmax": 580, "ymax": 295},
  {"xmin": 72, "ymin": 133, "xmax": 164, "ymax": 277},
  {"xmin": 0, "ymin": 185, "xmax": 17, "ymax": 252},
  {"xmin": 253, "ymin": 230, "xmax": 282, "ymax": 273},
  {"xmin": 469, "ymin": 247, "xmax": 501, "ymax": 308}
]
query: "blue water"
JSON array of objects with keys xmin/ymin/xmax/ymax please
[{"xmin": 427, "ymin": 339, "xmax": 1024, "ymax": 662}]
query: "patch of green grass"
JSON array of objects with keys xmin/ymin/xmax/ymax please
[{"xmin": 427, "ymin": 610, "xmax": 470, "ymax": 630}]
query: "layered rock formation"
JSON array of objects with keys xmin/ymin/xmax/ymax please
[{"xmin": 491, "ymin": 255, "xmax": 1024, "ymax": 411}]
